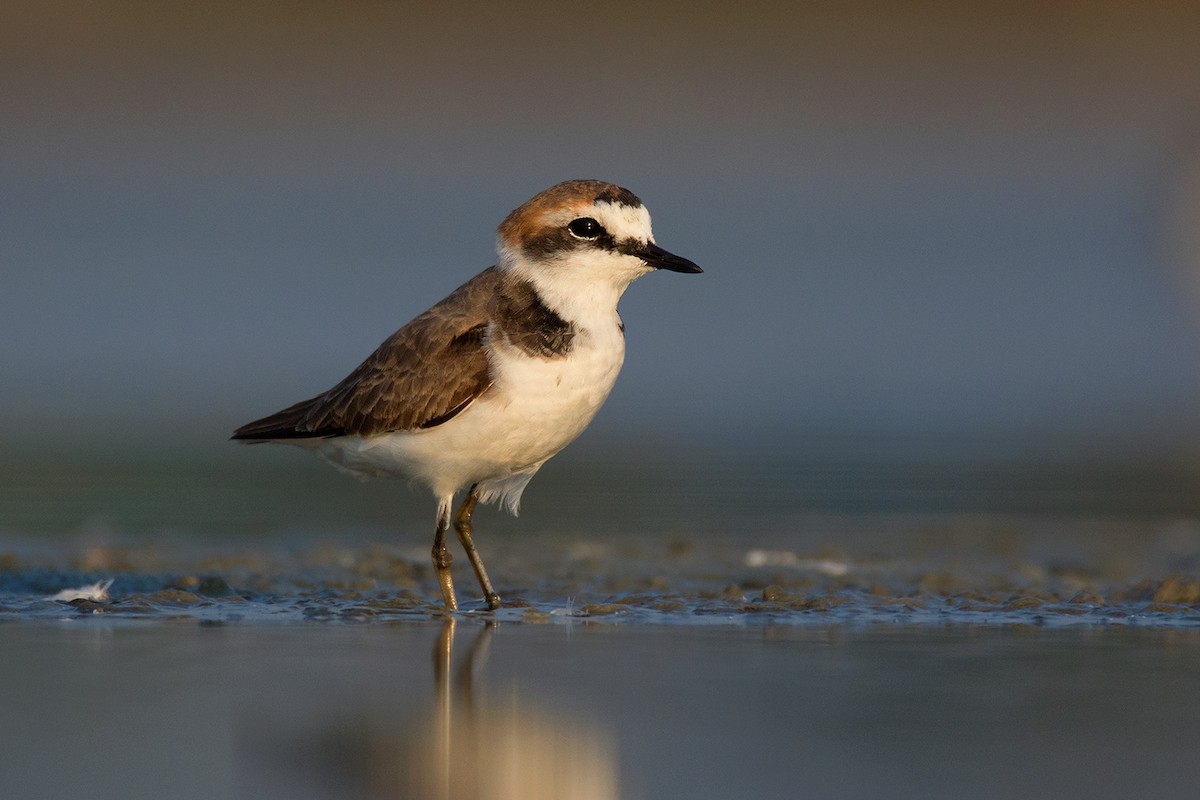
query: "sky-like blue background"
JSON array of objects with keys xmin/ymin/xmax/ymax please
[{"xmin": 4, "ymin": 1, "xmax": 1200, "ymax": 469}]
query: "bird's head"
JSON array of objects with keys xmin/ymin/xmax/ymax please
[{"xmin": 496, "ymin": 180, "xmax": 701, "ymax": 302}]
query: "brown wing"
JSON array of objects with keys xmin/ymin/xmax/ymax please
[{"xmin": 231, "ymin": 268, "xmax": 500, "ymax": 440}]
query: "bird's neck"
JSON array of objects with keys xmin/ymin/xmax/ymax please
[{"xmin": 501, "ymin": 259, "xmax": 632, "ymax": 332}]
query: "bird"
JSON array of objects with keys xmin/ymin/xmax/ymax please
[{"xmin": 231, "ymin": 179, "xmax": 702, "ymax": 611}]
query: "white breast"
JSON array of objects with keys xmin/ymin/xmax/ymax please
[
  {"xmin": 482, "ymin": 317, "xmax": 627, "ymax": 463},
  {"xmin": 310, "ymin": 319, "xmax": 626, "ymax": 512}
]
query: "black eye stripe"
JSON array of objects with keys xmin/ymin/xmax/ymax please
[{"xmin": 523, "ymin": 222, "xmax": 625, "ymax": 257}]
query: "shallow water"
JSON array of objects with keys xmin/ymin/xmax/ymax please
[
  {"xmin": 3, "ymin": 452, "xmax": 1200, "ymax": 798},
  {"xmin": 3, "ymin": 621, "xmax": 1200, "ymax": 800}
]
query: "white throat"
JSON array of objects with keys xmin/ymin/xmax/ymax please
[{"xmin": 500, "ymin": 249, "xmax": 646, "ymax": 329}]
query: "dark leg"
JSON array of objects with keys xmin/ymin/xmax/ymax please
[
  {"xmin": 453, "ymin": 485, "xmax": 500, "ymax": 610},
  {"xmin": 432, "ymin": 499, "xmax": 458, "ymax": 611}
]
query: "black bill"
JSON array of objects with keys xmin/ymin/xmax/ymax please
[{"xmin": 639, "ymin": 242, "xmax": 703, "ymax": 273}]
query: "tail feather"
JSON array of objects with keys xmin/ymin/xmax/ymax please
[{"xmin": 230, "ymin": 396, "xmax": 337, "ymax": 441}]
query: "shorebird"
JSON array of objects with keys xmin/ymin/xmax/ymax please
[{"xmin": 232, "ymin": 179, "xmax": 701, "ymax": 610}]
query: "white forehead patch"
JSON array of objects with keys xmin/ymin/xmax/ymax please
[{"xmin": 591, "ymin": 200, "xmax": 654, "ymax": 244}]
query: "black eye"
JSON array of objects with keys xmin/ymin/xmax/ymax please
[{"xmin": 567, "ymin": 217, "xmax": 604, "ymax": 240}]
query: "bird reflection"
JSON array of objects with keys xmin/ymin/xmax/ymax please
[
  {"xmin": 294, "ymin": 619, "xmax": 620, "ymax": 800},
  {"xmin": 422, "ymin": 618, "xmax": 619, "ymax": 800}
]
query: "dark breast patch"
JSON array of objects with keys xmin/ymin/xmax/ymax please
[{"xmin": 495, "ymin": 278, "xmax": 575, "ymax": 358}]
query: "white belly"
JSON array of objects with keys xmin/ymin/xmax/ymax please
[{"xmin": 306, "ymin": 323, "xmax": 626, "ymax": 511}]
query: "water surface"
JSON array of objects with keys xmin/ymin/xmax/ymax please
[{"xmin": 2, "ymin": 452, "xmax": 1199, "ymax": 798}]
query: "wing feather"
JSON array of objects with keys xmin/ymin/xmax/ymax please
[{"xmin": 231, "ymin": 268, "xmax": 500, "ymax": 440}]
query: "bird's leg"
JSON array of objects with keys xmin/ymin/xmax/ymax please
[
  {"xmin": 453, "ymin": 484, "xmax": 501, "ymax": 610},
  {"xmin": 432, "ymin": 498, "xmax": 458, "ymax": 611}
]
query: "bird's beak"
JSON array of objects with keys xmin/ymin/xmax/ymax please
[{"xmin": 640, "ymin": 242, "xmax": 703, "ymax": 274}]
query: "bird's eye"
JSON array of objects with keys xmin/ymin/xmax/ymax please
[{"xmin": 567, "ymin": 217, "xmax": 604, "ymax": 240}]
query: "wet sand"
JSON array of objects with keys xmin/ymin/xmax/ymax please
[{"xmin": 2, "ymin": 513, "xmax": 1199, "ymax": 627}]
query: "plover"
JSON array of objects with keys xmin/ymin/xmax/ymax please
[{"xmin": 232, "ymin": 179, "xmax": 701, "ymax": 610}]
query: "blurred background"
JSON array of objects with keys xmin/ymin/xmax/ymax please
[{"xmin": 3, "ymin": 0, "xmax": 1200, "ymax": 527}]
